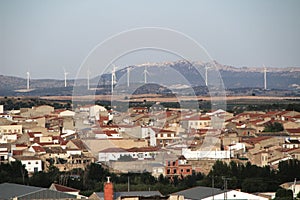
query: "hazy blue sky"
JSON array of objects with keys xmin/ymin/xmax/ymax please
[{"xmin": 1, "ymin": 0, "xmax": 300, "ymax": 79}]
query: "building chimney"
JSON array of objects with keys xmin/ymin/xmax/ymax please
[{"xmin": 104, "ymin": 177, "xmax": 113, "ymax": 200}]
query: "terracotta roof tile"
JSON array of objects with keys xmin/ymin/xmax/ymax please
[{"xmin": 52, "ymin": 183, "xmax": 79, "ymax": 192}]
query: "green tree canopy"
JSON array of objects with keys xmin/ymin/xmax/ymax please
[
  {"xmin": 275, "ymin": 188, "xmax": 293, "ymax": 200},
  {"xmin": 263, "ymin": 122, "xmax": 284, "ymax": 132}
]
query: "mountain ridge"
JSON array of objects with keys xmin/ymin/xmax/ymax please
[{"xmin": 1, "ymin": 61, "xmax": 299, "ymax": 95}]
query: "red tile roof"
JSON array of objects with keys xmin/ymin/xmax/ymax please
[
  {"xmin": 16, "ymin": 144, "xmax": 28, "ymax": 147},
  {"xmin": 280, "ymin": 148, "xmax": 300, "ymax": 153},
  {"xmin": 100, "ymin": 147, "xmax": 127, "ymax": 153},
  {"xmin": 243, "ymin": 136, "xmax": 272, "ymax": 144},
  {"xmin": 150, "ymin": 127, "xmax": 175, "ymax": 133},
  {"xmin": 181, "ymin": 116, "xmax": 211, "ymax": 121},
  {"xmin": 52, "ymin": 183, "xmax": 79, "ymax": 192},
  {"xmin": 127, "ymin": 147, "xmax": 159, "ymax": 152},
  {"xmin": 286, "ymin": 128, "xmax": 300, "ymax": 134},
  {"xmin": 32, "ymin": 146, "xmax": 46, "ymax": 153},
  {"xmin": 69, "ymin": 139, "xmax": 87, "ymax": 150},
  {"xmin": 12, "ymin": 150, "xmax": 24, "ymax": 155}
]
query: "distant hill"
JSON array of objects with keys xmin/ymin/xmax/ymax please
[
  {"xmin": 1, "ymin": 60, "xmax": 299, "ymax": 96},
  {"xmin": 0, "ymin": 75, "xmax": 74, "ymax": 90},
  {"xmin": 95, "ymin": 60, "xmax": 300, "ymax": 90}
]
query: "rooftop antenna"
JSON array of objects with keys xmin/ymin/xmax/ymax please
[
  {"xmin": 143, "ymin": 66, "xmax": 149, "ymax": 84},
  {"xmin": 26, "ymin": 71, "xmax": 30, "ymax": 90},
  {"xmin": 63, "ymin": 68, "xmax": 68, "ymax": 87},
  {"xmin": 263, "ymin": 65, "xmax": 267, "ymax": 90},
  {"xmin": 111, "ymin": 65, "xmax": 117, "ymax": 94},
  {"xmin": 87, "ymin": 69, "xmax": 91, "ymax": 90}
]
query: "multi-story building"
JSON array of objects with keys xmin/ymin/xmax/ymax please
[{"xmin": 165, "ymin": 155, "xmax": 192, "ymax": 179}]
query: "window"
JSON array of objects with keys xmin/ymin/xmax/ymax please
[
  {"xmin": 186, "ymin": 169, "xmax": 190, "ymax": 173},
  {"xmin": 173, "ymin": 169, "xmax": 177, "ymax": 174},
  {"xmin": 35, "ymin": 161, "xmax": 39, "ymax": 164},
  {"xmin": 28, "ymin": 162, "xmax": 31, "ymax": 164},
  {"xmin": 167, "ymin": 169, "xmax": 170, "ymax": 174}
]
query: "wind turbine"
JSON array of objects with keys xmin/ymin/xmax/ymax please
[
  {"xmin": 111, "ymin": 65, "xmax": 117, "ymax": 94},
  {"xmin": 127, "ymin": 66, "xmax": 132, "ymax": 87},
  {"xmin": 263, "ymin": 65, "xmax": 267, "ymax": 90},
  {"xmin": 26, "ymin": 72, "xmax": 30, "ymax": 90},
  {"xmin": 205, "ymin": 65, "xmax": 208, "ymax": 86},
  {"xmin": 143, "ymin": 66, "xmax": 149, "ymax": 84},
  {"xmin": 63, "ymin": 68, "xmax": 68, "ymax": 88},
  {"xmin": 87, "ymin": 69, "xmax": 91, "ymax": 90}
]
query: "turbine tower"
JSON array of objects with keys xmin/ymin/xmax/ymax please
[
  {"xmin": 143, "ymin": 66, "xmax": 149, "ymax": 84},
  {"xmin": 205, "ymin": 65, "xmax": 208, "ymax": 86},
  {"xmin": 127, "ymin": 67, "xmax": 131, "ymax": 87},
  {"xmin": 111, "ymin": 65, "xmax": 117, "ymax": 94},
  {"xmin": 87, "ymin": 69, "xmax": 91, "ymax": 90},
  {"xmin": 63, "ymin": 68, "xmax": 68, "ymax": 87},
  {"xmin": 264, "ymin": 66, "xmax": 267, "ymax": 90},
  {"xmin": 26, "ymin": 72, "xmax": 30, "ymax": 90}
]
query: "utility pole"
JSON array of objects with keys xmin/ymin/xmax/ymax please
[
  {"xmin": 128, "ymin": 176, "xmax": 130, "ymax": 192},
  {"xmin": 293, "ymin": 178, "xmax": 297, "ymax": 197},
  {"xmin": 211, "ymin": 175, "xmax": 215, "ymax": 200},
  {"xmin": 222, "ymin": 176, "xmax": 231, "ymax": 200}
]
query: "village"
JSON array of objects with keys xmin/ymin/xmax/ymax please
[{"xmin": 0, "ymin": 101, "xmax": 300, "ymax": 199}]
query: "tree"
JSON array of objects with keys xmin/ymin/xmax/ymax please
[
  {"xmin": 277, "ymin": 159, "xmax": 300, "ymax": 183},
  {"xmin": 158, "ymin": 174, "xmax": 169, "ymax": 184},
  {"xmin": 242, "ymin": 178, "xmax": 268, "ymax": 193},
  {"xmin": 29, "ymin": 165, "xmax": 59, "ymax": 188},
  {"xmin": 30, "ymin": 171, "xmax": 53, "ymax": 187},
  {"xmin": 275, "ymin": 188, "xmax": 293, "ymax": 200},
  {"xmin": 263, "ymin": 122, "xmax": 284, "ymax": 132},
  {"xmin": 86, "ymin": 163, "xmax": 109, "ymax": 182},
  {"xmin": 0, "ymin": 161, "xmax": 28, "ymax": 184},
  {"xmin": 207, "ymin": 160, "xmax": 231, "ymax": 188},
  {"xmin": 180, "ymin": 175, "xmax": 197, "ymax": 188}
]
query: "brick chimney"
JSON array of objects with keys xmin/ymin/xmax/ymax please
[{"xmin": 104, "ymin": 177, "xmax": 113, "ymax": 200}]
